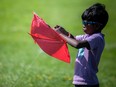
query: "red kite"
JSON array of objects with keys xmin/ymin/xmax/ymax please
[{"xmin": 29, "ymin": 13, "xmax": 70, "ymax": 63}]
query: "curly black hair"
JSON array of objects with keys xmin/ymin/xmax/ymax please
[{"xmin": 82, "ymin": 3, "xmax": 109, "ymax": 31}]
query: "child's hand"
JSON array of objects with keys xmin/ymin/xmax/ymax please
[{"xmin": 54, "ymin": 25, "xmax": 69, "ymax": 36}]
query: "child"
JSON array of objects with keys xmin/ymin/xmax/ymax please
[{"xmin": 54, "ymin": 3, "xmax": 109, "ymax": 87}]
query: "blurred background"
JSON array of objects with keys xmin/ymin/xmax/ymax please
[{"xmin": 0, "ymin": 0, "xmax": 116, "ymax": 87}]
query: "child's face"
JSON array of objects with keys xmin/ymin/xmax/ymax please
[{"xmin": 82, "ymin": 21, "xmax": 97, "ymax": 35}]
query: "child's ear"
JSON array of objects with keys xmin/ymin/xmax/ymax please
[{"xmin": 95, "ymin": 24, "xmax": 101, "ymax": 31}]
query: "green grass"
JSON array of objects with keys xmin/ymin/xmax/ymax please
[{"xmin": 0, "ymin": 0, "xmax": 116, "ymax": 87}]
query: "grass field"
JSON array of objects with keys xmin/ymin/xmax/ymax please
[{"xmin": 0, "ymin": 0, "xmax": 116, "ymax": 87}]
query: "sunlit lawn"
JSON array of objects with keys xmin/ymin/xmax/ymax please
[{"xmin": 0, "ymin": 0, "xmax": 116, "ymax": 87}]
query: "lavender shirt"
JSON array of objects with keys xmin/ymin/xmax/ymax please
[{"xmin": 73, "ymin": 33, "xmax": 105, "ymax": 85}]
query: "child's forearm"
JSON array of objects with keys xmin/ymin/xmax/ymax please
[
  {"xmin": 59, "ymin": 33, "xmax": 90, "ymax": 49},
  {"xmin": 59, "ymin": 33, "xmax": 80, "ymax": 48}
]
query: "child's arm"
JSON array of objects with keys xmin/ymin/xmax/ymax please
[
  {"xmin": 54, "ymin": 25, "xmax": 90, "ymax": 50},
  {"xmin": 60, "ymin": 33, "xmax": 90, "ymax": 49}
]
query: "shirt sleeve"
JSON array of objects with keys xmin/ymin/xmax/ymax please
[{"xmin": 75, "ymin": 35, "xmax": 84, "ymax": 41}]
